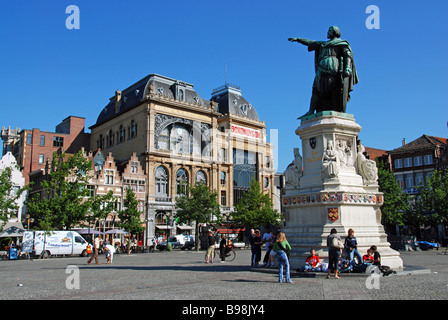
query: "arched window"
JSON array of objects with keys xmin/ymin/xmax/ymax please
[
  {"xmin": 155, "ymin": 211, "xmax": 165, "ymax": 224},
  {"xmin": 155, "ymin": 166, "xmax": 169, "ymax": 197},
  {"xmin": 176, "ymin": 168, "xmax": 188, "ymax": 196},
  {"xmin": 195, "ymin": 170, "xmax": 207, "ymax": 185}
]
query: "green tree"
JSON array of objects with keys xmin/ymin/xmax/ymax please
[
  {"xmin": 0, "ymin": 166, "xmax": 26, "ymax": 230},
  {"xmin": 377, "ymin": 159, "xmax": 410, "ymax": 228},
  {"xmin": 87, "ymin": 190, "xmax": 114, "ymax": 230},
  {"xmin": 175, "ymin": 182, "xmax": 221, "ymax": 252},
  {"xmin": 118, "ymin": 188, "xmax": 145, "ymax": 254},
  {"xmin": 232, "ymin": 178, "xmax": 281, "ymax": 229},
  {"xmin": 26, "ymin": 150, "xmax": 93, "ymax": 230},
  {"xmin": 414, "ymin": 169, "xmax": 448, "ymax": 237}
]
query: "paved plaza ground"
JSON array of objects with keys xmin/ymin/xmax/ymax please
[{"xmin": 0, "ymin": 248, "xmax": 447, "ymax": 302}]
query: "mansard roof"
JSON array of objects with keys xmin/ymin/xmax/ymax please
[
  {"xmin": 92, "ymin": 74, "xmax": 212, "ymax": 128},
  {"xmin": 210, "ymin": 84, "xmax": 260, "ymax": 122}
]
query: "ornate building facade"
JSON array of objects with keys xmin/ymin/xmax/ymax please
[{"xmin": 89, "ymin": 74, "xmax": 276, "ymax": 245}]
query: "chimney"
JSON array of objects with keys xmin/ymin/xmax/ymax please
[
  {"xmin": 115, "ymin": 89, "xmax": 122, "ymax": 114},
  {"xmin": 402, "ymin": 138, "xmax": 406, "ymax": 146}
]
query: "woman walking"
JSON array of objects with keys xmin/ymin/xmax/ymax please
[
  {"xmin": 327, "ymin": 228, "xmax": 342, "ymax": 279},
  {"xmin": 272, "ymin": 232, "xmax": 292, "ymax": 283}
]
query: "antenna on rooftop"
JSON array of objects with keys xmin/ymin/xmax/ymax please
[{"xmin": 225, "ymin": 63, "xmax": 228, "ymax": 85}]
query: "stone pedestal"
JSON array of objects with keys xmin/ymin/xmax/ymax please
[{"xmin": 282, "ymin": 111, "xmax": 403, "ymax": 270}]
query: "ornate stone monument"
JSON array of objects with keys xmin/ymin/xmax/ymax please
[{"xmin": 283, "ymin": 27, "xmax": 403, "ymax": 270}]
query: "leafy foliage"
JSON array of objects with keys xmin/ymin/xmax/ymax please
[
  {"xmin": 26, "ymin": 150, "xmax": 93, "ymax": 231},
  {"xmin": 232, "ymin": 178, "xmax": 281, "ymax": 229},
  {"xmin": 87, "ymin": 190, "xmax": 114, "ymax": 229},
  {"xmin": 0, "ymin": 166, "xmax": 26, "ymax": 230},
  {"xmin": 118, "ymin": 188, "xmax": 145, "ymax": 237},
  {"xmin": 377, "ymin": 159, "xmax": 410, "ymax": 226},
  {"xmin": 415, "ymin": 169, "xmax": 448, "ymax": 224},
  {"xmin": 175, "ymin": 182, "xmax": 221, "ymax": 252}
]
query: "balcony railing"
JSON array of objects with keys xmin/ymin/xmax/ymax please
[{"xmin": 155, "ymin": 196, "xmax": 172, "ymax": 202}]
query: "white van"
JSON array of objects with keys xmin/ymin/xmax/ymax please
[{"xmin": 22, "ymin": 231, "xmax": 91, "ymax": 257}]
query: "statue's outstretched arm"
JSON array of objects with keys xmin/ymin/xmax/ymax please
[{"xmin": 288, "ymin": 37, "xmax": 314, "ymax": 46}]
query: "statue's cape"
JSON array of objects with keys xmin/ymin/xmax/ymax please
[{"xmin": 308, "ymin": 39, "xmax": 359, "ymax": 88}]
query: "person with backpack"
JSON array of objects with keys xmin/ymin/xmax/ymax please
[{"xmin": 326, "ymin": 228, "xmax": 343, "ymax": 279}]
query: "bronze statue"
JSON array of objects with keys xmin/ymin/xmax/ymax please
[{"xmin": 289, "ymin": 26, "xmax": 358, "ymax": 115}]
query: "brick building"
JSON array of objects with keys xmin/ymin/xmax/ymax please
[
  {"xmin": 1, "ymin": 116, "xmax": 90, "ymax": 184},
  {"xmin": 387, "ymin": 135, "xmax": 447, "ymax": 194},
  {"xmin": 385, "ymin": 135, "xmax": 447, "ymax": 241}
]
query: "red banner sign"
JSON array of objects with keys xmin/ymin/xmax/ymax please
[{"xmin": 231, "ymin": 124, "xmax": 261, "ymax": 139}]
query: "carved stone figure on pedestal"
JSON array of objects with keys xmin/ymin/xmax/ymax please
[
  {"xmin": 357, "ymin": 144, "xmax": 378, "ymax": 185},
  {"xmin": 284, "ymin": 147, "xmax": 303, "ymax": 188},
  {"xmin": 289, "ymin": 26, "xmax": 358, "ymax": 115},
  {"xmin": 321, "ymin": 140, "xmax": 339, "ymax": 181}
]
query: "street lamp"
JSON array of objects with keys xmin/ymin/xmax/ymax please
[
  {"xmin": 22, "ymin": 214, "xmax": 34, "ymax": 231},
  {"xmin": 165, "ymin": 212, "xmax": 172, "ymax": 241}
]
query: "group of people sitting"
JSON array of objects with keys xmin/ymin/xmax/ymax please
[{"xmin": 300, "ymin": 228, "xmax": 393, "ymax": 276}]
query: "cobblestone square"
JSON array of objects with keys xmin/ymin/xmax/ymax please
[{"xmin": 0, "ymin": 249, "xmax": 447, "ymax": 301}]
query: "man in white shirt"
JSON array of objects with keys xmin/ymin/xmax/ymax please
[
  {"xmin": 87, "ymin": 235, "xmax": 102, "ymax": 265},
  {"xmin": 261, "ymin": 227, "xmax": 274, "ymax": 267}
]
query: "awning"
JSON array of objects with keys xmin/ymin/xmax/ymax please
[
  {"xmin": 0, "ymin": 221, "xmax": 25, "ymax": 237},
  {"xmin": 216, "ymin": 228, "xmax": 245, "ymax": 234},
  {"xmin": 156, "ymin": 225, "xmax": 174, "ymax": 230},
  {"xmin": 74, "ymin": 228, "xmax": 105, "ymax": 235},
  {"xmin": 177, "ymin": 226, "xmax": 193, "ymax": 230},
  {"xmin": 105, "ymin": 229, "xmax": 128, "ymax": 234}
]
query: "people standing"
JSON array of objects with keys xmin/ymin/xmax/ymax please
[
  {"xmin": 87, "ymin": 234, "xmax": 102, "ymax": 265},
  {"xmin": 326, "ymin": 228, "xmax": 342, "ymax": 279},
  {"xmin": 249, "ymin": 229, "xmax": 256, "ymax": 266},
  {"xmin": 261, "ymin": 227, "xmax": 273, "ymax": 267},
  {"xmin": 253, "ymin": 230, "xmax": 263, "ymax": 267},
  {"xmin": 267, "ymin": 232, "xmax": 277, "ymax": 268},
  {"xmin": 205, "ymin": 231, "xmax": 216, "ymax": 264},
  {"xmin": 345, "ymin": 228, "xmax": 362, "ymax": 270},
  {"xmin": 219, "ymin": 234, "xmax": 227, "ymax": 263},
  {"xmin": 272, "ymin": 232, "xmax": 292, "ymax": 283}
]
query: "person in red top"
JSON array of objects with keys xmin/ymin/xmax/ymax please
[
  {"xmin": 301, "ymin": 249, "xmax": 321, "ymax": 272},
  {"xmin": 362, "ymin": 248, "xmax": 374, "ymax": 264}
]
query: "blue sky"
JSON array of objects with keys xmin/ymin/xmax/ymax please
[{"xmin": 1, "ymin": 0, "xmax": 447, "ymax": 172}]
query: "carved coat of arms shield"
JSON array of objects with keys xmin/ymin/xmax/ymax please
[
  {"xmin": 328, "ymin": 208, "xmax": 339, "ymax": 222},
  {"xmin": 309, "ymin": 137, "xmax": 316, "ymax": 149}
]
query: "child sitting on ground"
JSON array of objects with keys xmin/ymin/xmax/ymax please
[
  {"xmin": 301, "ymin": 249, "xmax": 321, "ymax": 272},
  {"xmin": 363, "ymin": 248, "xmax": 374, "ymax": 264}
]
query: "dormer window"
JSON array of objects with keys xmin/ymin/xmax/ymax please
[
  {"xmin": 173, "ymin": 80, "xmax": 186, "ymax": 102},
  {"xmin": 179, "ymin": 89, "xmax": 184, "ymax": 102}
]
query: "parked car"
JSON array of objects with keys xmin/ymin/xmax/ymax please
[{"xmin": 157, "ymin": 235, "xmax": 194, "ymax": 251}]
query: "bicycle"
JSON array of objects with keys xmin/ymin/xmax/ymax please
[{"xmin": 204, "ymin": 245, "xmax": 236, "ymax": 262}]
